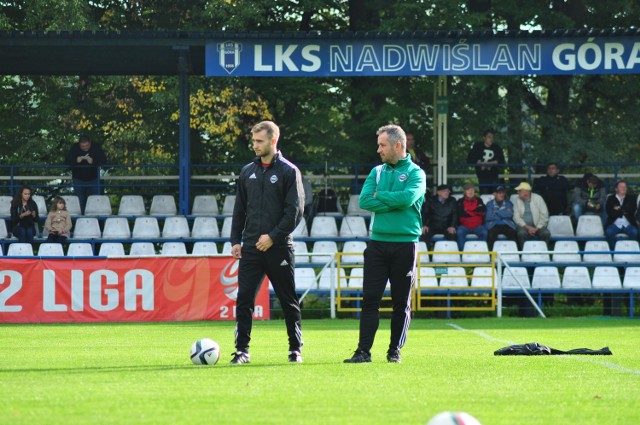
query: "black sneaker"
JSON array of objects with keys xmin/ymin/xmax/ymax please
[
  {"xmin": 288, "ymin": 351, "xmax": 303, "ymax": 363},
  {"xmin": 387, "ymin": 350, "xmax": 401, "ymax": 363},
  {"xmin": 229, "ymin": 351, "xmax": 251, "ymax": 365},
  {"xmin": 343, "ymin": 350, "xmax": 372, "ymax": 363}
]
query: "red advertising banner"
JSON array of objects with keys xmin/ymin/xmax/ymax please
[{"xmin": 0, "ymin": 257, "xmax": 270, "ymax": 323}]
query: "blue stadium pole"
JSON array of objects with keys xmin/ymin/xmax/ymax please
[{"xmin": 176, "ymin": 47, "xmax": 191, "ymax": 215}]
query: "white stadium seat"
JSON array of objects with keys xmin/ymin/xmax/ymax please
[
  {"xmin": 562, "ymin": 266, "xmax": 591, "ymax": 289},
  {"xmin": 501, "ymin": 267, "xmax": 530, "ymax": 289},
  {"xmin": 84, "ymin": 195, "xmax": 113, "ymax": 216},
  {"xmin": 295, "ymin": 268, "xmax": 317, "ymax": 290},
  {"xmin": 552, "ymin": 240, "xmax": 581, "ymax": 263},
  {"xmin": 591, "ymin": 267, "xmax": 622, "ymax": 289},
  {"xmin": 341, "ymin": 240, "xmax": 366, "ymax": 264},
  {"xmin": 191, "ymin": 241, "xmax": 218, "ymax": 256},
  {"xmin": 132, "ymin": 217, "xmax": 161, "ymax": 239},
  {"xmin": 310, "ymin": 216, "xmax": 338, "ymax": 238},
  {"xmin": 162, "ymin": 216, "xmax": 191, "ymax": 239},
  {"xmin": 220, "ymin": 217, "xmax": 233, "ymax": 238},
  {"xmin": 418, "ymin": 267, "xmax": 438, "ymax": 287},
  {"xmin": 439, "ymin": 266, "xmax": 468, "ymax": 287},
  {"xmin": 623, "ymin": 267, "xmax": 640, "ymax": 289},
  {"xmin": 432, "ymin": 240, "xmax": 461, "ymax": 263},
  {"xmin": 150, "ymin": 195, "xmax": 177, "ymax": 216},
  {"xmin": 102, "ymin": 217, "xmax": 131, "ymax": 239},
  {"xmin": 32, "ymin": 195, "xmax": 48, "ymax": 218},
  {"xmin": 613, "ymin": 240, "xmax": 640, "ymax": 263},
  {"xmin": 221, "ymin": 195, "xmax": 236, "ymax": 216},
  {"xmin": 61, "ymin": 195, "xmax": 82, "ymax": 216},
  {"xmin": 317, "ymin": 267, "xmax": 347, "ymax": 290},
  {"xmin": 129, "ymin": 242, "xmax": 156, "ymax": 256},
  {"xmin": 38, "ymin": 243, "xmax": 65, "ymax": 257},
  {"xmin": 493, "ymin": 240, "xmax": 520, "ymax": 264},
  {"xmin": 292, "ymin": 218, "xmax": 309, "ymax": 237},
  {"xmin": 161, "ymin": 242, "xmax": 188, "ymax": 256},
  {"xmin": 118, "ymin": 195, "xmax": 146, "ymax": 216},
  {"xmin": 191, "ymin": 195, "xmax": 219, "ymax": 216},
  {"xmin": 462, "ymin": 240, "xmax": 490, "ymax": 263},
  {"xmin": 339, "ymin": 216, "xmax": 368, "ymax": 238},
  {"xmin": 98, "ymin": 242, "xmax": 126, "ymax": 257},
  {"xmin": 7, "ymin": 243, "xmax": 34, "ymax": 256},
  {"xmin": 576, "ymin": 215, "xmax": 604, "ymax": 237},
  {"xmin": 191, "ymin": 217, "xmax": 220, "ymax": 239},
  {"xmin": 67, "ymin": 243, "xmax": 94, "ymax": 256},
  {"xmin": 0, "ymin": 195, "xmax": 12, "ymax": 217},
  {"xmin": 470, "ymin": 267, "xmax": 495, "ymax": 287},
  {"xmin": 531, "ymin": 266, "xmax": 561, "ymax": 289},
  {"xmin": 73, "ymin": 217, "xmax": 101, "ymax": 239},
  {"xmin": 417, "ymin": 241, "xmax": 429, "ymax": 265},
  {"xmin": 547, "ymin": 215, "xmax": 575, "ymax": 237},
  {"xmin": 349, "ymin": 267, "xmax": 364, "ymax": 287},
  {"xmin": 221, "ymin": 242, "xmax": 233, "ymax": 255},
  {"xmin": 293, "ymin": 241, "xmax": 310, "ymax": 263},
  {"xmin": 311, "ymin": 241, "xmax": 338, "ymax": 264},
  {"xmin": 346, "ymin": 194, "xmax": 368, "ymax": 216},
  {"xmin": 583, "ymin": 240, "xmax": 612, "ymax": 263},
  {"xmin": 0, "ymin": 220, "xmax": 11, "ymax": 239},
  {"xmin": 521, "ymin": 240, "xmax": 550, "ymax": 263}
]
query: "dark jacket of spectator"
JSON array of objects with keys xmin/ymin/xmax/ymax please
[
  {"xmin": 64, "ymin": 141, "xmax": 107, "ymax": 181},
  {"xmin": 534, "ymin": 173, "xmax": 570, "ymax": 215},
  {"xmin": 422, "ymin": 193, "xmax": 457, "ymax": 231},
  {"xmin": 605, "ymin": 192, "xmax": 637, "ymax": 227}
]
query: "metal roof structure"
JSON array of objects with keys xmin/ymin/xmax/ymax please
[{"xmin": 1, "ymin": 28, "xmax": 638, "ymax": 75}]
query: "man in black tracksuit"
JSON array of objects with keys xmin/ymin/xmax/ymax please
[{"xmin": 229, "ymin": 121, "xmax": 305, "ymax": 364}]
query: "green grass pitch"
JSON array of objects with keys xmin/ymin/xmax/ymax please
[{"xmin": 1, "ymin": 317, "xmax": 638, "ymax": 424}]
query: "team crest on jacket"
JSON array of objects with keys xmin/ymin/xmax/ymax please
[
  {"xmin": 398, "ymin": 173, "xmax": 408, "ymax": 182},
  {"xmin": 270, "ymin": 175, "xmax": 278, "ymax": 184}
]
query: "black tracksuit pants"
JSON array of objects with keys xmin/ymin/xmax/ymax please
[
  {"xmin": 235, "ymin": 245, "xmax": 302, "ymax": 353},
  {"xmin": 357, "ymin": 240, "xmax": 417, "ymax": 354}
]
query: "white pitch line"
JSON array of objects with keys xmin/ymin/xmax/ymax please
[{"xmin": 448, "ymin": 323, "xmax": 640, "ymax": 376}]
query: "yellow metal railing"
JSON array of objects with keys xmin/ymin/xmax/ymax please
[{"xmin": 335, "ymin": 250, "xmax": 497, "ymax": 313}]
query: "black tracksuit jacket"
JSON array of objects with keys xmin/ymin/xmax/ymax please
[{"xmin": 230, "ymin": 152, "xmax": 304, "ymax": 248}]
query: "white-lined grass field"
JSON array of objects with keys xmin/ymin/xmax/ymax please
[{"xmin": 1, "ymin": 317, "xmax": 638, "ymax": 424}]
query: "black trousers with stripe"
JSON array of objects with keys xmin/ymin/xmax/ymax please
[
  {"xmin": 357, "ymin": 240, "xmax": 417, "ymax": 354},
  {"xmin": 235, "ymin": 245, "xmax": 302, "ymax": 353}
]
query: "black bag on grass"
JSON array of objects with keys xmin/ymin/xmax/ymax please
[{"xmin": 494, "ymin": 342, "xmax": 612, "ymax": 356}]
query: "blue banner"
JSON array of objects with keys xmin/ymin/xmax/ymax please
[{"xmin": 206, "ymin": 36, "xmax": 640, "ymax": 77}]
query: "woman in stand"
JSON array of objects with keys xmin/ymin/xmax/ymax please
[{"xmin": 10, "ymin": 185, "xmax": 39, "ymax": 244}]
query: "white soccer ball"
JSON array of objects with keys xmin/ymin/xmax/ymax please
[
  {"xmin": 427, "ymin": 411, "xmax": 481, "ymax": 425},
  {"xmin": 190, "ymin": 338, "xmax": 221, "ymax": 366}
]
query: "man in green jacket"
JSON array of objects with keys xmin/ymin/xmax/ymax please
[{"xmin": 344, "ymin": 124, "xmax": 426, "ymax": 364}]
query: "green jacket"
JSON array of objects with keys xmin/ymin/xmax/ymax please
[{"xmin": 359, "ymin": 154, "xmax": 426, "ymax": 242}]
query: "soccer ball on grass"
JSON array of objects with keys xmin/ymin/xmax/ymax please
[
  {"xmin": 190, "ymin": 338, "xmax": 221, "ymax": 366},
  {"xmin": 427, "ymin": 411, "xmax": 481, "ymax": 425}
]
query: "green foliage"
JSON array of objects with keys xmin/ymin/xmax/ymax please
[{"xmin": 0, "ymin": 1, "xmax": 639, "ymax": 172}]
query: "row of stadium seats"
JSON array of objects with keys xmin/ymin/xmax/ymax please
[
  {"xmin": 2, "ymin": 237, "xmax": 638, "ymax": 265},
  {"xmin": 0, "ymin": 193, "xmax": 373, "ymax": 218},
  {"xmin": 2, "ymin": 241, "xmax": 223, "ymax": 257},
  {"xmin": 296, "ymin": 265, "xmax": 640, "ymax": 290}
]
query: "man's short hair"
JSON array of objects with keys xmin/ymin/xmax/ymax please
[
  {"xmin": 79, "ymin": 134, "xmax": 91, "ymax": 144},
  {"xmin": 251, "ymin": 121, "xmax": 280, "ymax": 142},
  {"xmin": 483, "ymin": 128, "xmax": 496, "ymax": 137},
  {"xmin": 377, "ymin": 124, "xmax": 406, "ymax": 148},
  {"xmin": 615, "ymin": 180, "xmax": 627, "ymax": 189}
]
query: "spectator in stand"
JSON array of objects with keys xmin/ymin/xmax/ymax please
[
  {"xmin": 572, "ymin": 173, "xmax": 607, "ymax": 224},
  {"xmin": 533, "ymin": 162, "xmax": 571, "ymax": 215},
  {"xmin": 421, "ymin": 184, "xmax": 458, "ymax": 246},
  {"xmin": 406, "ymin": 132, "xmax": 430, "ymax": 176},
  {"xmin": 456, "ymin": 183, "xmax": 488, "ymax": 250},
  {"xmin": 10, "ymin": 185, "xmax": 39, "ymax": 244},
  {"xmin": 467, "ymin": 129, "xmax": 505, "ymax": 194},
  {"xmin": 65, "ymin": 134, "xmax": 107, "ymax": 214},
  {"xmin": 512, "ymin": 182, "xmax": 551, "ymax": 249},
  {"xmin": 604, "ymin": 180, "xmax": 638, "ymax": 250},
  {"xmin": 485, "ymin": 186, "xmax": 517, "ymax": 249},
  {"xmin": 44, "ymin": 196, "xmax": 73, "ymax": 244}
]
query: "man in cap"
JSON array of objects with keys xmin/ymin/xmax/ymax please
[
  {"xmin": 484, "ymin": 186, "xmax": 517, "ymax": 249},
  {"xmin": 421, "ymin": 184, "xmax": 458, "ymax": 247},
  {"xmin": 512, "ymin": 182, "xmax": 551, "ymax": 249},
  {"xmin": 456, "ymin": 182, "xmax": 488, "ymax": 250}
]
